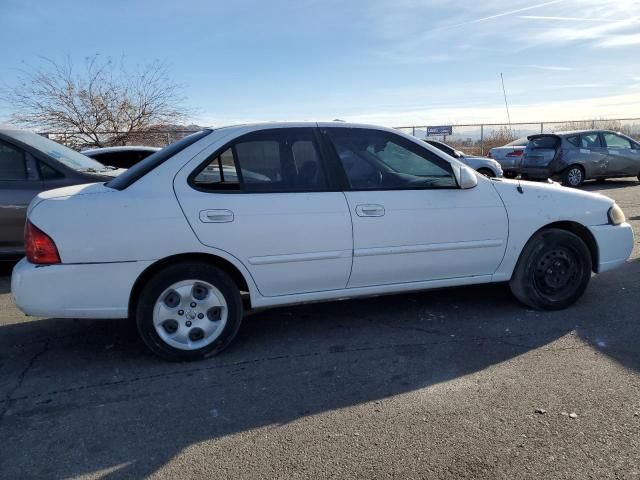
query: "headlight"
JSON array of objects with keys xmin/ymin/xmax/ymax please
[{"xmin": 608, "ymin": 203, "xmax": 626, "ymax": 225}]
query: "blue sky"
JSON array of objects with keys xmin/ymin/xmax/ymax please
[{"xmin": 1, "ymin": 0, "xmax": 639, "ymax": 127}]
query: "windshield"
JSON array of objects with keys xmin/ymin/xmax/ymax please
[
  {"xmin": 8, "ymin": 130, "xmax": 109, "ymax": 171},
  {"xmin": 506, "ymin": 137, "xmax": 528, "ymax": 146}
]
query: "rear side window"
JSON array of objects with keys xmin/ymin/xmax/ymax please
[
  {"xmin": 602, "ymin": 133, "xmax": 631, "ymax": 150},
  {"xmin": 0, "ymin": 141, "xmax": 27, "ymax": 180},
  {"xmin": 107, "ymin": 130, "xmax": 212, "ymax": 190},
  {"xmin": 192, "ymin": 128, "xmax": 328, "ymax": 193},
  {"xmin": 580, "ymin": 133, "xmax": 602, "ymax": 149}
]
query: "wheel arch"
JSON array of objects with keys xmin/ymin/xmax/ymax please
[
  {"xmin": 128, "ymin": 252, "xmax": 252, "ymax": 317},
  {"xmin": 532, "ymin": 221, "xmax": 599, "ymax": 272}
]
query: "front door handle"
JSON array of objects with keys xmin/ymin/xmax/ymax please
[
  {"xmin": 355, "ymin": 204, "xmax": 385, "ymax": 217},
  {"xmin": 199, "ymin": 209, "xmax": 234, "ymax": 223}
]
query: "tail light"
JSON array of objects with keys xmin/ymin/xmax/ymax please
[
  {"xmin": 25, "ymin": 220, "xmax": 61, "ymax": 264},
  {"xmin": 506, "ymin": 149, "xmax": 524, "ymax": 157}
]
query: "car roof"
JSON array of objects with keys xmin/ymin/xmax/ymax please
[
  {"xmin": 82, "ymin": 146, "xmax": 161, "ymax": 154},
  {"xmin": 546, "ymin": 129, "xmax": 624, "ymax": 137}
]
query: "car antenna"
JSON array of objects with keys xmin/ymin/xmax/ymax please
[{"xmin": 501, "ymin": 72, "xmax": 524, "ymax": 194}]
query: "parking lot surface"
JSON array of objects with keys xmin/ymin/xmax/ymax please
[{"xmin": 0, "ymin": 179, "xmax": 639, "ymax": 479}]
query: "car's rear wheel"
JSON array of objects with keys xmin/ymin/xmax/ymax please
[
  {"xmin": 477, "ymin": 168, "xmax": 495, "ymax": 178},
  {"xmin": 561, "ymin": 165, "xmax": 585, "ymax": 187},
  {"xmin": 509, "ymin": 228, "xmax": 592, "ymax": 311},
  {"xmin": 136, "ymin": 262, "xmax": 243, "ymax": 361}
]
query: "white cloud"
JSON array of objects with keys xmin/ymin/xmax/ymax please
[
  {"xmin": 522, "ymin": 64, "xmax": 574, "ymax": 71},
  {"xmin": 597, "ymin": 33, "xmax": 640, "ymax": 47},
  {"xmin": 338, "ymin": 92, "xmax": 640, "ymax": 127}
]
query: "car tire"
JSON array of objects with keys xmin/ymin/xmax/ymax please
[
  {"xmin": 561, "ymin": 165, "xmax": 585, "ymax": 188},
  {"xmin": 136, "ymin": 262, "xmax": 243, "ymax": 361},
  {"xmin": 509, "ymin": 228, "xmax": 592, "ymax": 311},
  {"xmin": 477, "ymin": 168, "xmax": 495, "ymax": 178}
]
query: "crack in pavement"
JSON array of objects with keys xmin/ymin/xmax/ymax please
[
  {"xmin": 0, "ymin": 329, "xmax": 586, "ymax": 406},
  {"xmin": 0, "ymin": 341, "xmax": 49, "ymax": 423}
]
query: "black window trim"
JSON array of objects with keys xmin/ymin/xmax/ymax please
[
  {"xmin": 188, "ymin": 127, "xmax": 340, "ymax": 194},
  {"xmin": 320, "ymin": 126, "xmax": 460, "ymax": 192}
]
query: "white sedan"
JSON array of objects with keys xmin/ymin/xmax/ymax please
[{"xmin": 12, "ymin": 123, "xmax": 634, "ymax": 360}]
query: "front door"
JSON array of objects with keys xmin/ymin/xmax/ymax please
[
  {"xmin": 577, "ymin": 132, "xmax": 609, "ymax": 178},
  {"xmin": 602, "ymin": 132, "xmax": 640, "ymax": 177},
  {"xmin": 174, "ymin": 127, "xmax": 353, "ymax": 297},
  {"xmin": 322, "ymin": 127, "xmax": 508, "ymax": 288},
  {"xmin": 0, "ymin": 141, "xmax": 43, "ymax": 255}
]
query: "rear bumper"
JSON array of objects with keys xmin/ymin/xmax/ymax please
[
  {"xmin": 589, "ymin": 223, "xmax": 635, "ymax": 273},
  {"xmin": 11, "ymin": 258, "xmax": 153, "ymax": 319}
]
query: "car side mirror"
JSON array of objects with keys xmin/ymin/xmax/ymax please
[{"xmin": 455, "ymin": 165, "xmax": 478, "ymax": 189}]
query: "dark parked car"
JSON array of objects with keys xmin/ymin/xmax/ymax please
[
  {"xmin": 83, "ymin": 146, "xmax": 160, "ymax": 169},
  {"xmin": 520, "ymin": 130, "xmax": 640, "ymax": 187},
  {"xmin": 0, "ymin": 127, "xmax": 124, "ymax": 259}
]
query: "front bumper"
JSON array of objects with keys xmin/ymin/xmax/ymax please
[
  {"xmin": 11, "ymin": 258, "xmax": 153, "ymax": 319},
  {"xmin": 588, "ymin": 222, "xmax": 635, "ymax": 273}
]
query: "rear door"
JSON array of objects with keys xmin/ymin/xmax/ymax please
[
  {"xmin": 577, "ymin": 132, "xmax": 608, "ymax": 177},
  {"xmin": 602, "ymin": 132, "xmax": 640, "ymax": 176},
  {"xmin": 174, "ymin": 127, "xmax": 353, "ymax": 297},
  {"xmin": 0, "ymin": 140, "xmax": 43, "ymax": 254},
  {"xmin": 322, "ymin": 127, "xmax": 508, "ymax": 288}
]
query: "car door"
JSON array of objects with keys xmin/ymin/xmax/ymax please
[
  {"xmin": 602, "ymin": 132, "xmax": 639, "ymax": 176},
  {"xmin": 322, "ymin": 127, "xmax": 508, "ymax": 288},
  {"xmin": 0, "ymin": 140, "xmax": 43, "ymax": 255},
  {"xmin": 577, "ymin": 132, "xmax": 608, "ymax": 178},
  {"xmin": 173, "ymin": 127, "xmax": 353, "ymax": 297}
]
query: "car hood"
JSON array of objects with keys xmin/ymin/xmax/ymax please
[{"xmin": 490, "ymin": 178, "xmax": 614, "ymax": 226}]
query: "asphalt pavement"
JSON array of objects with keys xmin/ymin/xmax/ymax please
[{"xmin": 0, "ymin": 179, "xmax": 639, "ymax": 479}]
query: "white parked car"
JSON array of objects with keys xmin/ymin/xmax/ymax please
[{"xmin": 12, "ymin": 123, "xmax": 634, "ymax": 360}]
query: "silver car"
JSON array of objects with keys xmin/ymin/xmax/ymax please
[
  {"xmin": 488, "ymin": 137, "xmax": 528, "ymax": 178},
  {"xmin": 520, "ymin": 130, "xmax": 640, "ymax": 187},
  {"xmin": 0, "ymin": 127, "xmax": 124, "ymax": 259},
  {"xmin": 425, "ymin": 140, "xmax": 503, "ymax": 177}
]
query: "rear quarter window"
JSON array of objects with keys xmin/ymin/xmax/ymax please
[{"xmin": 566, "ymin": 136, "xmax": 579, "ymax": 147}]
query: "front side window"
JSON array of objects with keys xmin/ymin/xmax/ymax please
[
  {"xmin": 0, "ymin": 141, "xmax": 27, "ymax": 180},
  {"xmin": 580, "ymin": 133, "xmax": 602, "ymax": 149},
  {"xmin": 326, "ymin": 129, "xmax": 457, "ymax": 190},
  {"xmin": 192, "ymin": 129, "xmax": 327, "ymax": 192},
  {"xmin": 603, "ymin": 133, "xmax": 631, "ymax": 150}
]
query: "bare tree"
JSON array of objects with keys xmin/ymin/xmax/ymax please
[{"xmin": 1, "ymin": 55, "xmax": 189, "ymax": 148}]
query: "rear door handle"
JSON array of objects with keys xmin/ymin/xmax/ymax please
[
  {"xmin": 355, "ymin": 204, "xmax": 385, "ymax": 217},
  {"xmin": 199, "ymin": 209, "xmax": 234, "ymax": 223}
]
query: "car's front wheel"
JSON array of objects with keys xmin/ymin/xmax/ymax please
[
  {"xmin": 136, "ymin": 262, "xmax": 243, "ymax": 361},
  {"xmin": 509, "ymin": 228, "xmax": 592, "ymax": 310},
  {"xmin": 561, "ymin": 165, "xmax": 585, "ymax": 187}
]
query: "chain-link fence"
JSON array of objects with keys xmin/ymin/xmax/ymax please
[
  {"xmin": 396, "ymin": 118, "xmax": 640, "ymax": 156},
  {"xmin": 39, "ymin": 118, "xmax": 640, "ymax": 154}
]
